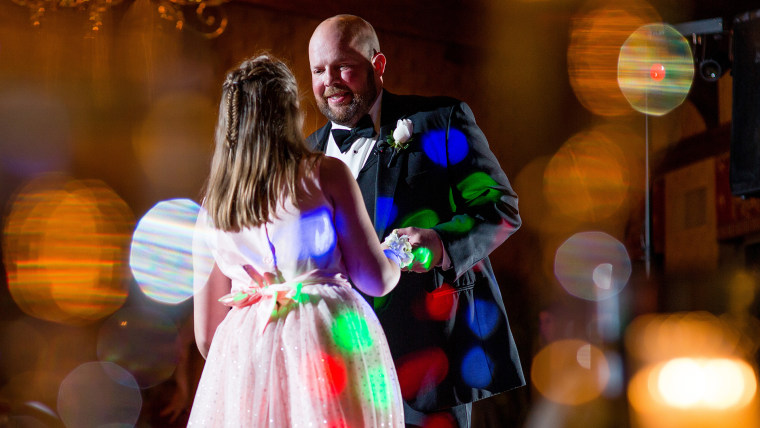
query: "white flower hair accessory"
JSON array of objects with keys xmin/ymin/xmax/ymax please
[
  {"xmin": 382, "ymin": 230, "xmax": 414, "ymax": 268},
  {"xmin": 386, "ymin": 118, "xmax": 413, "ymax": 151}
]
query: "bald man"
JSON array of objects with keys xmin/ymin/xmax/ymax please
[{"xmin": 307, "ymin": 15, "xmax": 525, "ymax": 427}]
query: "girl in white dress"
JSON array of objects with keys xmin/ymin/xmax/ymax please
[{"xmin": 188, "ymin": 55, "xmax": 404, "ymax": 427}]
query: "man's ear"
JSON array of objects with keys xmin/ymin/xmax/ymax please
[{"xmin": 372, "ymin": 52, "xmax": 386, "ymax": 78}]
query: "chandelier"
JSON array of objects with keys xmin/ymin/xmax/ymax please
[{"xmin": 10, "ymin": 0, "xmax": 230, "ymax": 38}]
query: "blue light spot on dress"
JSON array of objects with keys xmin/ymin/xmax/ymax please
[{"xmin": 300, "ymin": 207, "xmax": 336, "ymax": 263}]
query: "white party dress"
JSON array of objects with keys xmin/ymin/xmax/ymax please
[{"xmin": 188, "ymin": 158, "xmax": 403, "ymax": 427}]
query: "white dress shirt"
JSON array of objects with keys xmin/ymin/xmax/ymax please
[
  {"xmin": 323, "ymin": 92, "xmax": 451, "ymax": 270},
  {"xmin": 324, "ymin": 93, "xmax": 383, "ymax": 179}
]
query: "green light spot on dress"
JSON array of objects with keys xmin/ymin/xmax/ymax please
[
  {"xmin": 363, "ymin": 365, "xmax": 393, "ymax": 410},
  {"xmin": 331, "ymin": 310, "xmax": 373, "ymax": 353}
]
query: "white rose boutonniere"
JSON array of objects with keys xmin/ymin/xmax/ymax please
[{"xmin": 386, "ymin": 118, "xmax": 413, "ymax": 151}]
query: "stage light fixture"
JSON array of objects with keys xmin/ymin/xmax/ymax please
[{"xmin": 674, "ymin": 17, "xmax": 732, "ymax": 83}]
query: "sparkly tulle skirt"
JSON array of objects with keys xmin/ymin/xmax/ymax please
[{"xmin": 187, "ymin": 283, "xmax": 403, "ymax": 427}]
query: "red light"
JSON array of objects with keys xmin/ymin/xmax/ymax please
[{"xmin": 650, "ymin": 63, "xmax": 666, "ymax": 81}]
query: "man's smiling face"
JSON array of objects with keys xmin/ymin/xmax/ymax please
[{"xmin": 308, "ymin": 24, "xmax": 379, "ymax": 127}]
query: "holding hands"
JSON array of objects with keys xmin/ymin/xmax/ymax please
[{"xmin": 383, "ymin": 227, "xmax": 443, "ymax": 273}]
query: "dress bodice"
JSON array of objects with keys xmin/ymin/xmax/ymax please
[{"xmin": 199, "ymin": 158, "xmax": 346, "ymax": 294}]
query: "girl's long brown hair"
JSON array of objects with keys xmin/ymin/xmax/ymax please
[{"xmin": 203, "ymin": 54, "xmax": 318, "ymax": 231}]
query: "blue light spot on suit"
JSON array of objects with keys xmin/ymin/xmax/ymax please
[
  {"xmin": 461, "ymin": 346, "xmax": 493, "ymax": 388},
  {"xmin": 375, "ymin": 197, "xmax": 398, "ymax": 234},
  {"xmin": 422, "ymin": 128, "xmax": 469, "ymax": 166},
  {"xmin": 466, "ymin": 298, "xmax": 500, "ymax": 339}
]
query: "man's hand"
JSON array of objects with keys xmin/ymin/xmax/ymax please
[{"xmin": 394, "ymin": 227, "xmax": 443, "ymax": 273}]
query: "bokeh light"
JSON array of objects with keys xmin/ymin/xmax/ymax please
[
  {"xmin": 465, "ymin": 299, "xmax": 500, "ymax": 339},
  {"xmin": 554, "ymin": 231, "xmax": 631, "ymax": 301},
  {"xmin": 531, "ymin": 339, "xmax": 610, "ymax": 405},
  {"xmin": 57, "ymin": 362, "xmax": 142, "ymax": 428},
  {"xmin": 362, "ymin": 364, "xmax": 395, "ymax": 410},
  {"xmin": 513, "ymin": 155, "xmax": 581, "ymax": 235},
  {"xmin": 96, "ymin": 306, "xmax": 179, "ymax": 388},
  {"xmin": 130, "ymin": 198, "xmax": 208, "ymax": 304},
  {"xmin": 412, "ymin": 246, "xmax": 434, "ymax": 270},
  {"xmin": 656, "ymin": 357, "xmax": 755, "ymax": 410},
  {"xmin": 568, "ymin": 0, "xmax": 661, "ymax": 116},
  {"xmin": 624, "ymin": 312, "xmax": 742, "ymax": 365},
  {"xmin": 424, "ymin": 283, "xmax": 456, "ymax": 321},
  {"xmin": 618, "ymin": 23, "xmax": 695, "ymax": 116},
  {"xmin": 3, "ymin": 175, "xmax": 133, "ymax": 325},
  {"xmin": 376, "ymin": 196, "xmax": 398, "ymax": 234},
  {"xmin": 396, "ymin": 348, "xmax": 449, "ymax": 401},
  {"xmin": 331, "ymin": 309, "xmax": 374, "ymax": 354},
  {"xmin": 628, "ymin": 358, "xmax": 758, "ymax": 427},
  {"xmin": 422, "ymin": 412, "xmax": 457, "ymax": 428},
  {"xmin": 298, "ymin": 207, "xmax": 337, "ymax": 264},
  {"xmin": 461, "ymin": 346, "xmax": 494, "ymax": 388},
  {"xmin": 300, "ymin": 351, "xmax": 347, "ymax": 397},
  {"xmin": 626, "ymin": 312, "xmax": 759, "ymax": 427},
  {"xmin": 400, "ymin": 209, "xmax": 439, "ymax": 229},
  {"xmin": 543, "ymin": 128, "xmax": 631, "ymax": 222},
  {"xmin": 132, "ymin": 92, "xmax": 215, "ymax": 196},
  {"xmin": 422, "ymin": 128, "xmax": 469, "ymax": 167}
]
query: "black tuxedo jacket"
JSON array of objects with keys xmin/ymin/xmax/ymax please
[{"xmin": 307, "ymin": 90, "xmax": 525, "ymax": 412}]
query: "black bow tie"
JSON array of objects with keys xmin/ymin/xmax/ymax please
[{"xmin": 331, "ymin": 115, "xmax": 375, "ymax": 153}]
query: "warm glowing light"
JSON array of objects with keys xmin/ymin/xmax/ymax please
[
  {"xmin": 624, "ymin": 312, "xmax": 742, "ymax": 365},
  {"xmin": 654, "ymin": 357, "xmax": 756, "ymax": 410},
  {"xmin": 567, "ymin": 0, "xmax": 661, "ymax": 116},
  {"xmin": 544, "ymin": 128, "xmax": 630, "ymax": 222},
  {"xmin": 626, "ymin": 312, "xmax": 759, "ymax": 427},
  {"xmin": 3, "ymin": 175, "xmax": 132, "ymax": 325},
  {"xmin": 531, "ymin": 339, "xmax": 610, "ymax": 405}
]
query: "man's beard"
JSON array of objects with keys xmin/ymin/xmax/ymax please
[{"xmin": 317, "ymin": 76, "xmax": 377, "ymax": 127}]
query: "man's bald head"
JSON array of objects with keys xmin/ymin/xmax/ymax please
[{"xmin": 310, "ymin": 14, "xmax": 380, "ymax": 61}]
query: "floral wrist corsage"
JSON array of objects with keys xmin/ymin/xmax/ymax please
[{"xmin": 382, "ymin": 230, "xmax": 414, "ymax": 268}]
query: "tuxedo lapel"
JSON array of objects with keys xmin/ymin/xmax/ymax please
[
  {"xmin": 373, "ymin": 91, "xmax": 405, "ymax": 240},
  {"xmin": 309, "ymin": 123, "xmax": 331, "ymax": 152}
]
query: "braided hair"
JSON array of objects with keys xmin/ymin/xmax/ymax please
[{"xmin": 203, "ymin": 54, "xmax": 317, "ymax": 231}]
